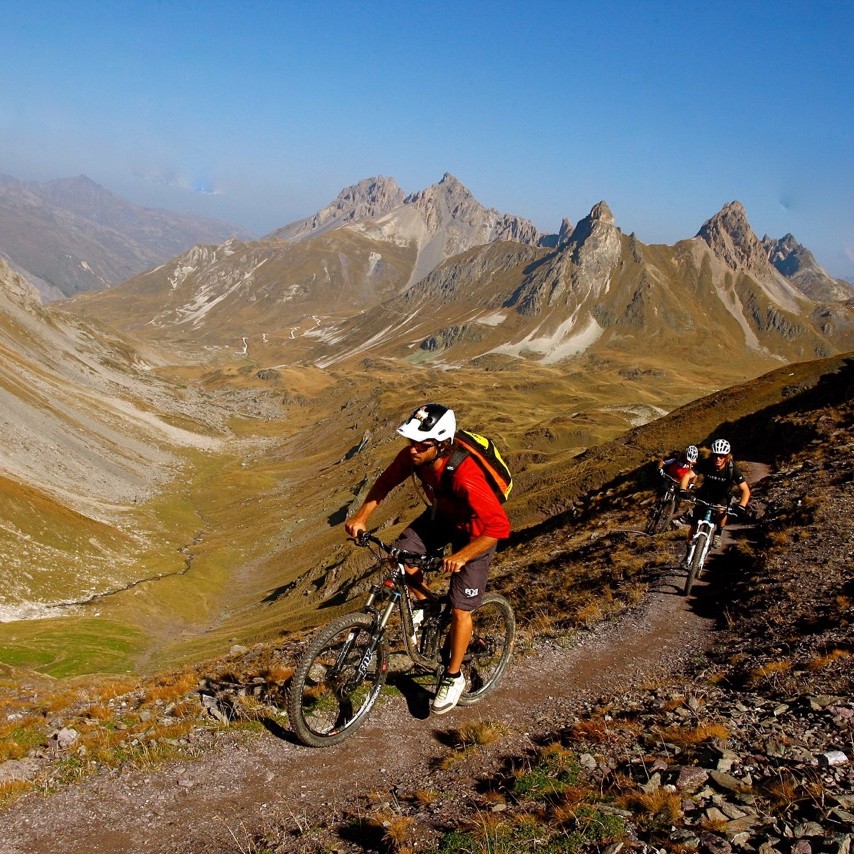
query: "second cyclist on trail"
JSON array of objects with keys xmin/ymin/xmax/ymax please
[{"xmin": 345, "ymin": 403, "xmax": 511, "ymax": 715}]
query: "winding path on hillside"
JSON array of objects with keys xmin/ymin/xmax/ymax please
[{"xmin": 1, "ymin": 464, "xmax": 771, "ymax": 854}]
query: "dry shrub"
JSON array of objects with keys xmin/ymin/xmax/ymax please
[
  {"xmin": 655, "ymin": 722, "xmax": 730, "ymax": 747},
  {"xmin": 574, "ymin": 600, "xmax": 604, "ymax": 627},
  {"xmin": 763, "ymin": 774, "xmax": 801, "ymax": 809},
  {"xmin": 368, "ymin": 811, "xmax": 416, "ymax": 851},
  {"xmin": 748, "ymin": 660, "xmax": 792, "ymax": 683},
  {"xmin": 619, "ymin": 787, "xmax": 683, "ymax": 825},
  {"xmin": 261, "ymin": 664, "xmax": 294, "ymax": 686},
  {"xmin": 568, "ymin": 718, "xmax": 611, "ymax": 744},
  {"xmin": 552, "ymin": 784, "xmax": 593, "ymax": 822},
  {"xmin": 83, "ymin": 703, "xmax": 113, "ymax": 721},
  {"xmin": 142, "ymin": 672, "xmax": 198, "ymax": 705},
  {"xmin": 453, "ymin": 719, "xmax": 506, "ymax": 748},
  {"xmin": 412, "ymin": 788, "xmax": 439, "ymax": 806},
  {"xmin": 0, "ymin": 779, "xmax": 33, "ymax": 804},
  {"xmin": 806, "ymin": 649, "xmax": 850, "ymax": 671},
  {"xmin": 92, "ymin": 678, "xmax": 139, "ymax": 703}
]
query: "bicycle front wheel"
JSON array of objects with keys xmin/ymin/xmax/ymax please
[
  {"xmin": 683, "ymin": 534, "xmax": 707, "ymax": 596},
  {"xmin": 457, "ymin": 593, "xmax": 515, "ymax": 706},
  {"xmin": 644, "ymin": 500, "xmax": 663, "ymax": 535},
  {"xmin": 287, "ymin": 612, "xmax": 387, "ymax": 747}
]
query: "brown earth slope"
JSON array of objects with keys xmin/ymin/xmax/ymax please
[{"xmin": 0, "ymin": 361, "xmax": 850, "ymax": 852}]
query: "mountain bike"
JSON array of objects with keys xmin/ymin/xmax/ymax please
[
  {"xmin": 681, "ymin": 497, "xmax": 740, "ymax": 595},
  {"xmin": 287, "ymin": 531, "xmax": 516, "ymax": 747},
  {"xmin": 645, "ymin": 474, "xmax": 681, "ymax": 534}
]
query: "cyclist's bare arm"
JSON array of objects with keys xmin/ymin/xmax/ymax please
[
  {"xmin": 444, "ymin": 535, "xmax": 499, "ymax": 574},
  {"xmin": 344, "ymin": 499, "xmax": 380, "ymax": 538},
  {"xmin": 735, "ymin": 480, "xmax": 750, "ymax": 508},
  {"xmin": 679, "ymin": 470, "xmax": 696, "ymax": 491}
]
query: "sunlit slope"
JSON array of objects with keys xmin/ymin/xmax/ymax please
[{"xmin": 0, "ymin": 342, "xmax": 849, "ymax": 677}]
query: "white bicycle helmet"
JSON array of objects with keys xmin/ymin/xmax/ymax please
[
  {"xmin": 685, "ymin": 445, "xmax": 699, "ymax": 463},
  {"xmin": 397, "ymin": 403, "xmax": 456, "ymax": 442},
  {"xmin": 711, "ymin": 438, "xmax": 731, "ymax": 455}
]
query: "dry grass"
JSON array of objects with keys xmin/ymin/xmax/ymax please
[
  {"xmin": 141, "ymin": 671, "xmax": 199, "ymax": 705},
  {"xmin": 618, "ymin": 787, "xmax": 683, "ymax": 826},
  {"xmin": 806, "ymin": 648, "xmax": 850, "ymax": 671},
  {"xmin": 748, "ymin": 660, "xmax": 793, "ymax": 684},
  {"xmin": 0, "ymin": 780, "xmax": 34, "ymax": 805},
  {"xmin": 654, "ymin": 722, "xmax": 730, "ymax": 747}
]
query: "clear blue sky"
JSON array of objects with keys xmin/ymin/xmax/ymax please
[{"xmin": 2, "ymin": 1, "xmax": 852, "ymax": 278}]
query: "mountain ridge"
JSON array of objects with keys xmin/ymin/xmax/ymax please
[
  {"xmin": 0, "ymin": 173, "xmax": 254, "ymax": 300},
  {"xmin": 65, "ymin": 175, "xmax": 854, "ymax": 381}
]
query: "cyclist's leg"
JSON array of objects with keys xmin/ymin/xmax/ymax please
[
  {"xmin": 394, "ymin": 511, "xmax": 445, "ymax": 600},
  {"xmin": 446, "ymin": 546, "xmax": 493, "ymax": 673}
]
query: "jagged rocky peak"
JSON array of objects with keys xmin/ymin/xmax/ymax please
[
  {"xmin": 557, "ymin": 217, "xmax": 575, "ymax": 243},
  {"xmin": 763, "ymin": 232, "xmax": 854, "ymax": 302},
  {"xmin": 404, "ymin": 172, "xmax": 542, "ymax": 245},
  {"xmin": 696, "ymin": 200, "xmax": 773, "ymax": 276},
  {"xmin": 327, "ymin": 176, "xmax": 405, "ymax": 220},
  {"xmin": 762, "ymin": 232, "xmax": 815, "ymax": 277},
  {"xmin": 568, "ymin": 201, "xmax": 617, "ymax": 246},
  {"xmin": 268, "ymin": 176, "xmax": 404, "ymax": 241}
]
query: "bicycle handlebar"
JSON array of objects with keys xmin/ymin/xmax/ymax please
[
  {"xmin": 680, "ymin": 496, "xmax": 744, "ymax": 517},
  {"xmin": 353, "ymin": 531, "xmax": 444, "ymax": 571}
]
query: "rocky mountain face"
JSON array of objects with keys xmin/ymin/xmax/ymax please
[
  {"xmin": 66, "ymin": 176, "xmax": 854, "ymax": 382},
  {"xmin": 762, "ymin": 232, "xmax": 854, "ymax": 303},
  {"xmin": 315, "ymin": 198, "xmax": 854, "ymax": 373},
  {"xmin": 0, "ymin": 173, "xmax": 253, "ymax": 300},
  {"xmin": 267, "ymin": 176, "xmax": 405, "ymax": 241}
]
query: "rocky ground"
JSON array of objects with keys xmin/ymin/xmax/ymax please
[{"xmin": 0, "ymin": 392, "xmax": 851, "ymax": 853}]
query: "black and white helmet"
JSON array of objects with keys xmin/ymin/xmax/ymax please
[
  {"xmin": 397, "ymin": 403, "xmax": 456, "ymax": 442},
  {"xmin": 685, "ymin": 445, "xmax": 699, "ymax": 463},
  {"xmin": 711, "ymin": 438, "xmax": 731, "ymax": 455}
]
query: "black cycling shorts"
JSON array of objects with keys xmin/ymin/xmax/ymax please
[{"xmin": 393, "ymin": 510, "xmax": 494, "ymax": 611}]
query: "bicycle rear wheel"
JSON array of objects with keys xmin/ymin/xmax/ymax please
[
  {"xmin": 287, "ymin": 612, "xmax": 387, "ymax": 747},
  {"xmin": 457, "ymin": 593, "xmax": 515, "ymax": 706},
  {"xmin": 683, "ymin": 534, "xmax": 707, "ymax": 596}
]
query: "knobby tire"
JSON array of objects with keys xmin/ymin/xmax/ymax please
[
  {"xmin": 683, "ymin": 533, "xmax": 707, "ymax": 596},
  {"xmin": 645, "ymin": 492, "xmax": 676, "ymax": 534},
  {"xmin": 287, "ymin": 612, "xmax": 387, "ymax": 747},
  {"xmin": 457, "ymin": 593, "xmax": 515, "ymax": 706}
]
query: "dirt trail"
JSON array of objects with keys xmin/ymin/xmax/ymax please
[{"xmin": 1, "ymin": 463, "xmax": 770, "ymax": 853}]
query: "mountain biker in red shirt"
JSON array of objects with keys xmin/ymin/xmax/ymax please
[
  {"xmin": 656, "ymin": 445, "xmax": 698, "ymax": 525},
  {"xmin": 679, "ymin": 438, "xmax": 750, "ymax": 561},
  {"xmin": 659, "ymin": 445, "xmax": 698, "ymax": 483},
  {"xmin": 345, "ymin": 403, "xmax": 511, "ymax": 715}
]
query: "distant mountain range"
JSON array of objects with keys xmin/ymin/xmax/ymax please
[
  {"xmin": 0, "ymin": 173, "xmax": 254, "ymax": 300},
  {"xmin": 67, "ymin": 173, "xmax": 854, "ymax": 375}
]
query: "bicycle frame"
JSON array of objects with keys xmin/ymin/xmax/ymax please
[
  {"xmin": 288, "ymin": 531, "xmax": 516, "ymax": 746},
  {"xmin": 360, "ymin": 553, "xmax": 449, "ymax": 673},
  {"xmin": 683, "ymin": 497, "xmax": 735, "ymax": 595}
]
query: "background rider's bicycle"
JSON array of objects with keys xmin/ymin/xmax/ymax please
[
  {"xmin": 287, "ymin": 532, "xmax": 515, "ymax": 747},
  {"xmin": 682, "ymin": 497, "xmax": 741, "ymax": 596},
  {"xmin": 645, "ymin": 474, "xmax": 681, "ymax": 534}
]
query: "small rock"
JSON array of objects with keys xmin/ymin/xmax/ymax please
[
  {"xmin": 819, "ymin": 750, "xmax": 849, "ymax": 767},
  {"xmin": 677, "ymin": 766, "xmax": 710, "ymax": 792}
]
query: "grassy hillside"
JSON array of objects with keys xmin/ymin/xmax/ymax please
[{"xmin": 0, "ymin": 352, "xmax": 849, "ymax": 681}]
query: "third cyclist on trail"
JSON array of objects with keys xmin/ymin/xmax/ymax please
[{"xmin": 344, "ymin": 403, "xmax": 511, "ymax": 715}]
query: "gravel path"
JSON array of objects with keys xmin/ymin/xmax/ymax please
[{"xmin": 0, "ymin": 562, "xmax": 718, "ymax": 853}]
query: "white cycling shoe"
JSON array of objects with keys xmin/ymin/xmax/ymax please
[{"xmin": 432, "ymin": 673, "xmax": 466, "ymax": 715}]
